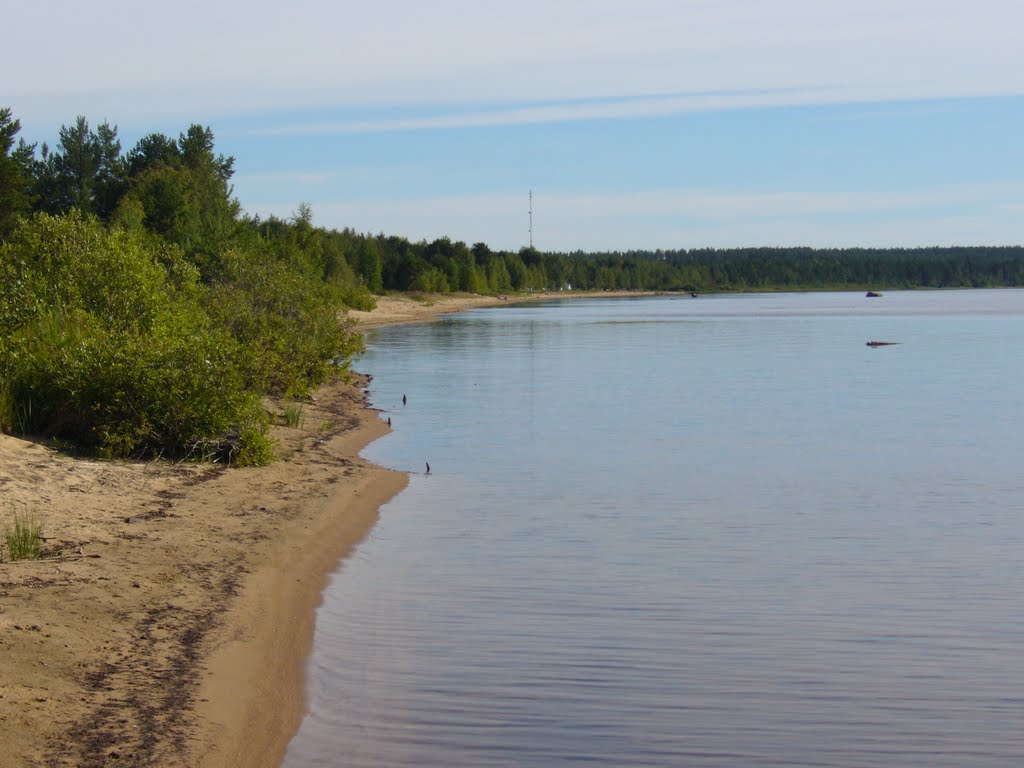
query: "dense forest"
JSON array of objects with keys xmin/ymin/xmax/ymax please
[
  {"xmin": 2, "ymin": 107, "xmax": 1023, "ymax": 460},
  {"xmin": 371, "ymin": 240, "xmax": 1024, "ymax": 294}
]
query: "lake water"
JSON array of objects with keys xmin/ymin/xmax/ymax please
[{"xmin": 283, "ymin": 291, "xmax": 1024, "ymax": 767}]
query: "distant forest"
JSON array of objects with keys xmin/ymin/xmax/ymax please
[{"xmin": 3, "ymin": 108, "xmax": 1023, "ymax": 299}]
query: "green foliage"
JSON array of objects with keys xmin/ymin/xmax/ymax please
[
  {"xmin": 22, "ymin": 116, "xmax": 125, "ymax": 223},
  {"xmin": 283, "ymin": 403, "xmax": 305, "ymax": 428},
  {"xmin": 0, "ymin": 377, "xmax": 23, "ymax": 434},
  {"xmin": 0, "ymin": 113, "xmax": 369, "ymax": 467},
  {"xmin": 0, "ymin": 209, "xmax": 172, "ymax": 334},
  {"xmin": 53, "ymin": 116, "xmax": 99, "ymax": 215},
  {"xmin": 205, "ymin": 248, "xmax": 363, "ymax": 397},
  {"xmin": 4, "ymin": 512, "xmax": 43, "ymax": 561},
  {"xmin": 371, "ymin": 230, "xmax": 1024, "ymax": 295},
  {"xmin": 234, "ymin": 423, "xmax": 275, "ymax": 466},
  {"xmin": 352, "ymin": 238, "xmax": 384, "ymax": 293},
  {"xmin": 339, "ymin": 282, "xmax": 377, "ymax": 311},
  {"xmin": 129, "ymin": 156, "xmax": 239, "ymax": 274},
  {"xmin": 126, "ymin": 132, "xmax": 180, "ymax": 176},
  {"xmin": 0, "ymin": 212, "xmax": 265, "ymax": 460},
  {"xmin": 410, "ymin": 267, "xmax": 451, "ymax": 293},
  {"xmin": 0, "ymin": 107, "xmax": 34, "ymax": 238}
]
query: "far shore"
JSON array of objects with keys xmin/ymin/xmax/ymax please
[
  {"xmin": 349, "ymin": 289, "xmax": 660, "ymax": 329},
  {"xmin": 0, "ymin": 289, "xmax": 651, "ymax": 767}
]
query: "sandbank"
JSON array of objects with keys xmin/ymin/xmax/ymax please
[{"xmin": 349, "ymin": 289, "xmax": 658, "ymax": 329}]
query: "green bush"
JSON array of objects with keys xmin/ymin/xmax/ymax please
[
  {"xmin": 0, "ymin": 213, "xmax": 269, "ymax": 460},
  {"xmin": 234, "ymin": 423, "xmax": 275, "ymax": 466},
  {"xmin": 0, "ymin": 209, "xmax": 171, "ymax": 337},
  {"xmin": 339, "ymin": 282, "xmax": 377, "ymax": 312},
  {"xmin": 0, "ymin": 210, "xmax": 364, "ymax": 463},
  {"xmin": 204, "ymin": 248, "xmax": 364, "ymax": 397}
]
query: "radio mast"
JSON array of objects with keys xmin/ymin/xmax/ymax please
[{"xmin": 528, "ymin": 189, "xmax": 533, "ymax": 249}]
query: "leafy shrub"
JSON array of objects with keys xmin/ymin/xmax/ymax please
[
  {"xmin": 0, "ymin": 213, "xmax": 269, "ymax": 460},
  {"xmin": 339, "ymin": 282, "xmax": 377, "ymax": 311},
  {"xmin": 234, "ymin": 423, "xmax": 275, "ymax": 466},
  {"xmin": 0, "ymin": 209, "xmax": 365, "ymax": 463},
  {"xmin": 204, "ymin": 248, "xmax": 364, "ymax": 397},
  {"xmin": 0, "ymin": 209, "xmax": 171, "ymax": 337}
]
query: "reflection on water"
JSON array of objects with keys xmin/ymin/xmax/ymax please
[{"xmin": 284, "ymin": 291, "xmax": 1024, "ymax": 767}]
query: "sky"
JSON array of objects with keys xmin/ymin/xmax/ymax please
[{"xmin": 4, "ymin": 0, "xmax": 1024, "ymax": 252}]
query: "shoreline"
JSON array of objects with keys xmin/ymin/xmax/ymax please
[
  {"xmin": 0, "ymin": 372, "xmax": 405, "ymax": 767},
  {"xmin": 0, "ymin": 290, "xmax": 648, "ymax": 767},
  {"xmin": 193, "ymin": 392, "xmax": 407, "ymax": 768},
  {"xmin": 348, "ymin": 289, "xmax": 658, "ymax": 329}
]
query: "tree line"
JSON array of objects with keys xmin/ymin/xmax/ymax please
[
  {"xmin": 368, "ymin": 240, "xmax": 1024, "ymax": 295},
  {"xmin": 4, "ymin": 107, "xmax": 1024, "ymax": 300}
]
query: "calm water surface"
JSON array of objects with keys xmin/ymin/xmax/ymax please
[{"xmin": 283, "ymin": 291, "xmax": 1024, "ymax": 767}]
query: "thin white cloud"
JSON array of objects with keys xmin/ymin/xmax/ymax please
[
  {"xmin": 6, "ymin": 0, "xmax": 1024, "ymax": 124},
  {"xmin": 249, "ymin": 85, "xmax": 1013, "ymax": 136}
]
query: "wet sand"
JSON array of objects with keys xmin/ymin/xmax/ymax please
[{"xmin": 0, "ymin": 290, "xmax": 651, "ymax": 766}]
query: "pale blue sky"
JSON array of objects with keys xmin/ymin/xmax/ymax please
[{"xmin": 5, "ymin": 0, "xmax": 1024, "ymax": 251}]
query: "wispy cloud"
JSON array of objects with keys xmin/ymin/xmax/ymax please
[
  {"xmin": 248, "ymin": 87, "xmax": 856, "ymax": 136},
  {"xmin": 7, "ymin": 0, "xmax": 1024, "ymax": 125},
  {"xmin": 11, "ymin": 1, "xmax": 1020, "ymax": 251}
]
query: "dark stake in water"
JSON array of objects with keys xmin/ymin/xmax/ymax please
[{"xmin": 284, "ymin": 291, "xmax": 1024, "ymax": 767}]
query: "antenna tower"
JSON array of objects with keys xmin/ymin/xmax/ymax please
[{"xmin": 529, "ymin": 189, "xmax": 533, "ymax": 249}]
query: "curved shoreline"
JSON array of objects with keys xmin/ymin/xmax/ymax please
[
  {"xmin": 0, "ymin": 290, "xmax": 651, "ymax": 767},
  {"xmin": 349, "ymin": 289, "xmax": 659, "ymax": 329},
  {"xmin": 0, "ymin": 372, "xmax": 406, "ymax": 767},
  {"xmin": 193, "ymin": 395, "xmax": 407, "ymax": 768}
]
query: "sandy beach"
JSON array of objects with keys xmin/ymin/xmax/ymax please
[
  {"xmin": 0, "ymin": 290, "xmax": 646, "ymax": 767},
  {"xmin": 348, "ymin": 289, "xmax": 658, "ymax": 330}
]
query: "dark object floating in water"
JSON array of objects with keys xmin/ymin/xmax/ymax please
[
  {"xmin": 866, "ymin": 340, "xmax": 900, "ymax": 347},
  {"xmin": 425, "ymin": 462, "xmax": 431, "ymax": 475},
  {"xmin": 690, "ymin": 291, "xmax": 698, "ymax": 298},
  {"xmin": 866, "ymin": 291, "xmax": 882, "ymax": 297}
]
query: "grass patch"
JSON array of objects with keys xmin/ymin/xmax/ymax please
[
  {"xmin": 283, "ymin": 403, "xmax": 305, "ymax": 428},
  {"xmin": 4, "ymin": 513, "xmax": 43, "ymax": 561},
  {"xmin": 406, "ymin": 291, "xmax": 436, "ymax": 306}
]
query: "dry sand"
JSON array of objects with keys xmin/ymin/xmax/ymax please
[
  {"xmin": 348, "ymin": 292, "xmax": 509, "ymax": 328},
  {"xmin": 349, "ymin": 289, "xmax": 656, "ymax": 329},
  {"xmin": 0, "ymin": 373, "xmax": 404, "ymax": 767},
  {"xmin": 0, "ymin": 290, "xmax": 650, "ymax": 767}
]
